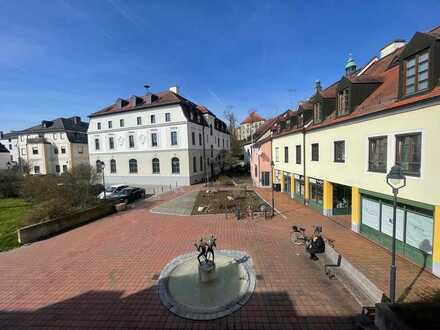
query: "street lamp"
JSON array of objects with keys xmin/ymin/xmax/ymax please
[
  {"xmin": 386, "ymin": 165, "xmax": 406, "ymax": 303},
  {"xmin": 97, "ymin": 160, "xmax": 106, "ymax": 200},
  {"xmin": 271, "ymin": 161, "xmax": 275, "ymax": 217}
]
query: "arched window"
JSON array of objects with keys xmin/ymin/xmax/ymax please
[
  {"xmin": 171, "ymin": 157, "xmax": 180, "ymax": 174},
  {"xmin": 193, "ymin": 156, "xmax": 197, "ymax": 173},
  {"xmin": 110, "ymin": 159, "xmax": 116, "ymax": 173},
  {"xmin": 129, "ymin": 159, "xmax": 138, "ymax": 173},
  {"xmin": 152, "ymin": 158, "xmax": 160, "ymax": 174},
  {"xmin": 96, "ymin": 160, "xmax": 102, "ymax": 173}
]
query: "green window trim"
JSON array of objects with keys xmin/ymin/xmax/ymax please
[{"xmin": 359, "ymin": 188, "xmax": 433, "ymax": 211}]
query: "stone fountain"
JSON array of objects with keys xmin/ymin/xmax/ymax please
[{"xmin": 158, "ymin": 235, "xmax": 256, "ymax": 320}]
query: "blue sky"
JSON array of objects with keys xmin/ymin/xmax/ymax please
[{"xmin": 1, "ymin": 0, "xmax": 439, "ymax": 131}]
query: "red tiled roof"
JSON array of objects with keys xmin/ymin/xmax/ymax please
[
  {"xmin": 274, "ymin": 32, "xmax": 440, "ymax": 137},
  {"xmin": 90, "ymin": 91, "xmax": 186, "ymax": 117},
  {"xmin": 241, "ymin": 111, "xmax": 266, "ymax": 124},
  {"xmin": 320, "ymin": 82, "xmax": 338, "ymax": 98}
]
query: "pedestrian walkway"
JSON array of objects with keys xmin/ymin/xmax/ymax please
[
  {"xmin": 151, "ymin": 190, "xmax": 199, "ymax": 215},
  {"xmin": 255, "ymin": 188, "xmax": 440, "ymax": 302}
]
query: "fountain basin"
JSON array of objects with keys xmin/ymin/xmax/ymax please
[{"xmin": 158, "ymin": 250, "xmax": 256, "ymax": 320}]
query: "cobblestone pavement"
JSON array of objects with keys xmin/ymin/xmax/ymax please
[
  {"xmin": 256, "ymin": 188, "xmax": 440, "ymax": 303},
  {"xmin": 0, "ymin": 187, "xmax": 359, "ymax": 329}
]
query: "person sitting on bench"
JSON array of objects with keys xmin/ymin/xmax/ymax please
[{"xmin": 306, "ymin": 234, "xmax": 325, "ymax": 260}]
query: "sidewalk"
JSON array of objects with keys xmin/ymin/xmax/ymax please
[{"xmin": 255, "ymin": 188, "xmax": 440, "ymax": 303}]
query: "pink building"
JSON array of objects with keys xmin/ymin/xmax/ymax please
[
  {"xmin": 251, "ymin": 136, "xmax": 272, "ymax": 187},
  {"xmin": 250, "ymin": 111, "xmax": 295, "ymax": 187}
]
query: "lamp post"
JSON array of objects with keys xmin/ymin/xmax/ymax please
[
  {"xmin": 97, "ymin": 160, "xmax": 106, "ymax": 200},
  {"xmin": 386, "ymin": 165, "xmax": 406, "ymax": 303},
  {"xmin": 271, "ymin": 160, "xmax": 275, "ymax": 217}
]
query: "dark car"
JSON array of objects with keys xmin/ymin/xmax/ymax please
[{"xmin": 116, "ymin": 187, "xmax": 146, "ymax": 203}]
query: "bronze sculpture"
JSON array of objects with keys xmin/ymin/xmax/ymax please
[{"xmin": 194, "ymin": 235, "xmax": 217, "ymax": 264}]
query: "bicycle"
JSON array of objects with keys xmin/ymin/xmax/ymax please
[{"xmin": 290, "ymin": 225, "xmax": 323, "ymax": 245}]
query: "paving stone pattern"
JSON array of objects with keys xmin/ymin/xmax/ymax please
[{"xmin": 0, "ymin": 187, "xmax": 359, "ymax": 329}]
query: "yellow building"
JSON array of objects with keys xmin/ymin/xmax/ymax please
[{"xmin": 271, "ymin": 27, "xmax": 440, "ymax": 277}]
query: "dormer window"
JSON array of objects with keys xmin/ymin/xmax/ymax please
[
  {"xmin": 404, "ymin": 51, "xmax": 429, "ymax": 96},
  {"xmin": 337, "ymin": 89, "xmax": 350, "ymax": 116},
  {"xmin": 313, "ymin": 103, "xmax": 322, "ymax": 123}
]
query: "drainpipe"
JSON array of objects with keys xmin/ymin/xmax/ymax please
[
  {"xmin": 202, "ymin": 125, "xmax": 208, "ymax": 186},
  {"xmin": 303, "ymin": 126, "xmax": 307, "ymax": 206}
]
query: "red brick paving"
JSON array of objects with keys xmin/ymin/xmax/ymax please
[
  {"xmin": 0, "ymin": 187, "xmax": 359, "ymax": 329},
  {"xmin": 256, "ymin": 188, "xmax": 440, "ymax": 303}
]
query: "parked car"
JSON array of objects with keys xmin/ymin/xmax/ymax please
[
  {"xmin": 97, "ymin": 184, "xmax": 129, "ymax": 200},
  {"xmin": 116, "ymin": 187, "xmax": 146, "ymax": 203}
]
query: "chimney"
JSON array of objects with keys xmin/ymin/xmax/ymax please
[
  {"xmin": 72, "ymin": 116, "xmax": 81, "ymax": 124},
  {"xmin": 380, "ymin": 39, "xmax": 405, "ymax": 59},
  {"xmin": 130, "ymin": 95, "xmax": 141, "ymax": 107},
  {"xmin": 169, "ymin": 86, "xmax": 179, "ymax": 94},
  {"xmin": 314, "ymin": 80, "xmax": 322, "ymax": 94}
]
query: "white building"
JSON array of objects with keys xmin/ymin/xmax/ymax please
[
  {"xmin": 14, "ymin": 117, "xmax": 89, "ymax": 175},
  {"xmin": 87, "ymin": 87, "xmax": 230, "ymax": 186},
  {"xmin": 0, "ymin": 131, "xmax": 19, "ymax": 166},
  {"xmin": 0, "ymin": 143, "xmax": 11, "ymax": 169}
]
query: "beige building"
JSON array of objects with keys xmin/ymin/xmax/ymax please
[
  {"xmin": 271, "ymin": 26, "xmax": 440, "ymax": 277},
  {"xmin": 15, "ymin": 117, "xmax": 89, "ymax": 174},
  {"xmin": 238, "ymin": 111, "xmax": 265, "ymax": 141}
]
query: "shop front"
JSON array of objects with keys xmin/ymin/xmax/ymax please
[
  {"xmin": 283, "ymin": 172, "xmax": 291, "ymax": 194},
  {"xmin": 333, "ymin": 183, "xmax": 352, "ymax": 215},
  {"xmin": 308, "ymin": 178, "xmax": 323, "ymax": 212},
  {"xmin": 360, "ymin": 191, "xmax": 434, "ymax": 269},
  {"xmin": 293, "ymin": 174, "xmax": 304, "ymax": 202}
]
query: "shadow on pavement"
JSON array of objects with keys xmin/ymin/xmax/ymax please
[{"xmin": 0, "ymin": 285, "xmax": 357, "ymax": 329}]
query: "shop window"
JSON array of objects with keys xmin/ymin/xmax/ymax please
[
  {"xmin": 395, "ymin": 133, "xmax": 421, "ymax": 177},
  {"xmin": 56, "ymin": 165, "xmax": 60, "ymax": 173},
  {"xmin": 294, "ymin": 176, "xmax": 304, "ymax": 197},
  {"xmin": 368, "ymin": 136, "xmax": 387, "ymax": 173},
  {"xmin": 309, "ymin": 179, "xmax": 323, "ymax": 204},
  {"xmin": 261, "ymin": 172, "xmax": 270, "ymax": 186},
  {"xmin": 63, "ymin": 165, "xmax": 67, "ymax": 173}
]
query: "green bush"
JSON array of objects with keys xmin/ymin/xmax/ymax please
[{"xmin": 0, "ymin": 170, "xmax": 23, "ymax": 197}]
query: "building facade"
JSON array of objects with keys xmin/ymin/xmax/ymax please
[
  {"xmin": 0, "ymin": 132, "xmax": 19, "ymax": 166},
  {"xmin": 0, "ymin": 143, "xmax": 11, "ymax": 169},
  {"xmin": 87, "ymin": 87, "xmax": 230, "ymax": 186},
  {"xmin": 14, "ymin": 117, "xmax": 89, "ymax": 175},
  {"xmin": 271, "ymin": 26, "xmax": 440, "ymax": 277},
  {"xmin": 238, "ymin": 111, "xmax": 265, "ymax": 141}
]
